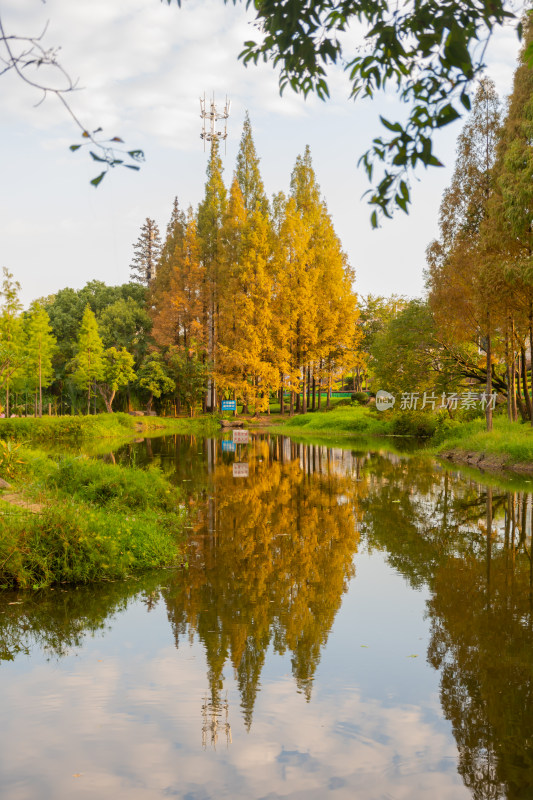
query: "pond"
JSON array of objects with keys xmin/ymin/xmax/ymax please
[{"xmin": 1, "ymin": 432, "xmax": 532, "ymax": 799}]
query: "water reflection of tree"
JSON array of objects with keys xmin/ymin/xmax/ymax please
[
  {"xmin": 361, "ymin": 456, "xmax": 533, "ymax": 800},
  {"xmin": 0, "ymin": 575, "xmax": 164, "ymax": 663},
  {"xmin": 162, "ymin": 436, "xmax": 363, "ymax": 729}
]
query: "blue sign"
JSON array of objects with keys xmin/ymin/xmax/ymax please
[
  {"xmin": 221, "ymin": 399, "xmax": 236, "ymax": 411},
  {"xmin": 221, "ymin": 440, "xmax": 236, "ymax": 452}
]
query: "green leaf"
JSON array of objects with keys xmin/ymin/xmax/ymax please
[
  {"xmin": 90, "ymin": 172, "xmax": 106, "ymax": 188},
  {"xmin": 435, "ymin": 104, "xmax": 461, "ymax": 128},
  {"xmin": 379, "ymin": 116, "xmax": 403, "ymax": 133},
  {"xmin": 460, "ymin": 92, "xmax": 471, "ymax": 111},
  {"xmin": 69, "ymin": 145, "xmax": 82, "ymax": 151}
]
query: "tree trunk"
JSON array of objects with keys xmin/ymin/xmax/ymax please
[
  {"xmin": 312, "ymin": 374, "xmax": 316, "ymax": 411},
  {"xmin": 521, "ymin": 346, "xmax": 531, "ymax": 420},
  {"xmin": 530, "ymin": 310, "xmax": 533, "ymax": 428},
  {"xmin": 505, "ymin": 322, "xmax": 512, "ymax": 422},
  {"xmin": 318, "ymin": 376, "xmax": 322, "ymax": 410},
  {"xmin": 327, "ymin": 371, "xmax": 332, "ymax": 410},
  {"xmin": 511, "ymin": 318, "xmax": 518, "ymax": 422},
  {"xmin": 289, "ymin": 390, "xmax": 294, "ymax": 417},
  {"xmin": 280, "ymin": 383, "xmax": 285, "ymax": 415},
  {"xmin": 38, "ymin": 354, "xmax": 43, "ymax": 418},
  {"xmin": 301, "ymin": 367, "xmax": 307, "ymax": 414},
  {"xmin": 486, "ymin": 315, "xmax": 493, "ymax": 432}
]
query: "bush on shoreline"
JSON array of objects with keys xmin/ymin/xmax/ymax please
[
  {"xmin": 0, "ymin": 412, "xmax": 219, "ymax": 442},
  {"xmin": 0, "ymin": 450, "xmax": 186, "ymax": 589}
]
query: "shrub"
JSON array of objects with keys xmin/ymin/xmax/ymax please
[
  {"xmin": 391, "ymin": 410, "xmax": 437, "ymax": 437},
  {"xmin": 352, "ymin": 392, "xmax": 370, "ymax": 405}
]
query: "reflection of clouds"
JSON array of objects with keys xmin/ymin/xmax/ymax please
[{"xmin": 0, "ymin": 625, "xmax": 469, "ymax": 799}]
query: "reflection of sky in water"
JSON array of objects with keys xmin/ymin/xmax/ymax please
[{"xmin": 0, "ymin": 549, "xmax": 468, "ymax": 800}]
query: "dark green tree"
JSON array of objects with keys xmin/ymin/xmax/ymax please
[{"xmin": 130, "ymin": 218, "xmax": 162, "ymax": 285}]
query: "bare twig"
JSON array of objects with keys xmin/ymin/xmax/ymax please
[{"xmin": 0, "ymin": 13, "xmax": 144, "ymax": 186}]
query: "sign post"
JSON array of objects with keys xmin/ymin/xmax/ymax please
[
  {"xmin": 233, "ymin": 462, "xmax": 249, "ymax": 478},
  {"xmin": 221, "ymin": 399, "xmax": 236, "ymax": 412}
]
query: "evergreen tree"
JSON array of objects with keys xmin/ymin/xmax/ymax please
[
  {"xmin": 130, "ymin": 218, "xmax": 162, "ymax": 285},
  {"xmin": 71, "ymin": 305, "xmax": 105, "ymax": 414},
  {"xmin": 235, "ymin": 113, "xmax": 269, "ymax": 215},
  {"xmin": 24, "ymin": 303, "xmax": 57, "ymax": 417}
]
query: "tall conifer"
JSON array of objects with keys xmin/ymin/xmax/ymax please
[
  {"xmin": 72, "ymin": 306, "xmax": 105, "ymax": 414},
  {"xmin": 235, "ymin": 113, "xmax": 269, "ymax": 215},
  {"xmin": 198, "ymin": 139, "xmax": 227, "ymax": 409},
  {"xmin": 24, "ymin": 303, "xmax": 56, "ymax": 417},
  {"xmin": 130, "ymin": 218, "xmax": 162, "ymax": 285}
]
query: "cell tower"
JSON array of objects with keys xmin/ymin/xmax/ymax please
[{"xmin": 200, "ymin": 93, "xmax": 231, "ymax": 152}]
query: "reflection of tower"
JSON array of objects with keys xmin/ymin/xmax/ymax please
[
  {"xmin": 201, "ymin": 692, "xmax": 232, "ymax": 749},
  {"xmin": 200, "ymin": 93, "xmax": 231, "ymax": 152}
]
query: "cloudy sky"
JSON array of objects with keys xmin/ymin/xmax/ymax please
[{"xmin": 1, "ymin": 0, "xmax": 523, "ymax": 307}]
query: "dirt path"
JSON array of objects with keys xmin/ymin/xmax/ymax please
[{"xmin": 0, "ymin": 493, "xmax": 43, "ymax": 514}]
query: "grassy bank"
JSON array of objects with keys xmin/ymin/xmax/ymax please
[
  {"xmin": 432, "ymin": 416, "xmax": 533, "ymax": 466},
  {"xmin": 270, "ymin": 405, "xmax": 394, "ymax": 437},
  {"xmin": 0, "ymin": 449, "xmax": 187, "ymax": 589},
  {"xmin": 271, "ymin": 405, "xmax": 533, "ymax": 469},
  {"xmin": 0, "ymin": 412, "xmax": 220, "ymax": 442}
]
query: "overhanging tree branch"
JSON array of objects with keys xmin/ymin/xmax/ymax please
[{"xmin": 0, "ymin": 13, "xmax": 144, "ymax": 186}]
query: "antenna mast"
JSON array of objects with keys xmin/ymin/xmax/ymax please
[{"xmin": 200, "ymin": 93, "xmax": 231, "ymax": 153}]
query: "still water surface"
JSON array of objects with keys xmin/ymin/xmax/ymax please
[{"xmin": 1, "ymin": 433, "xmax": 533, "ymax": 799}]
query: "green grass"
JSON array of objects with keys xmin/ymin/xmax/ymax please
[
  {"xmin": 431, "ymin": 416, "xmax": 533, "ymax": 464},
  {"xmin": 270, "ymin": 405, "xmax": 393, "ymax": 436},
  {"xmin": 0, "ymin": 412, "xmax": 220, "ymax": 442},
  {"xmin": 271, "ymin": 405, "xmax": 533, "ymax": 468},
  {"xmin": 0, "ymin": 449, "xmax": 187, "ymax": 589}
]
